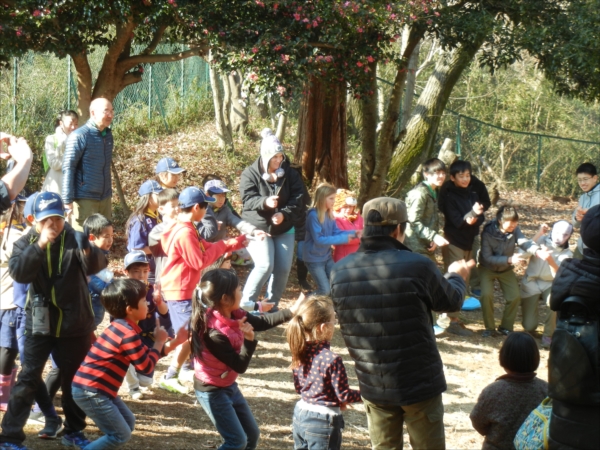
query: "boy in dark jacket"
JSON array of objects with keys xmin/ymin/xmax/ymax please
[
  {"xmin": 438, "ymin": 160, "xmax": 486, "ymax": 336},
  {"xmin": 0, "ymin": 191, "xmax": 107, "ymax": 450}
]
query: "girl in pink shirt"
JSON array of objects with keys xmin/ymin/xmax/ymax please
[{"xmin": 332, "ymin": 189, "xmax": 364, "ymax": 262}]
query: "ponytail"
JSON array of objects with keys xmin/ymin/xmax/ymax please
[
  {"xmin": 190, "ymin": 292, "xmax": 208, "ymax": 359},
  {"xmin": 287, "ymin": 315, "xmax": 308, "ymax": 369}
]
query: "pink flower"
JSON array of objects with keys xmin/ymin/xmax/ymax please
[
  {"xmin": 255, "ymin": 0, "xmax": 265, "ymax": 6},
  {"xmin": 303, "ymin": 18, "xmax": 309, "ymax": 23},
  {"xmin": 293, "ymin": 13, "xmax": 301, "ymax": 20},
  {"xmin": 356, "ymin": 61, "xmax": 363, "ymax": 67},
  {"xmin": 16, "ymin": 28, "xmax": 22, "ymax": 36},
  {"xmin": 252, "ymin": 47, "xmax": 258, "ymax": 53},
  {"xmin": 281, "ymin": 54, "xmax": 290, "ymax": 62},
  {"xmin": 277, "ymin": 85, "xmax": 287, "ymax": 95},
  {"xmin": 434, "ymin": 11, "xmax": 440, "ymax": 16},
  {"xmin": 249, "ymin": 73, "xmax": 259, "ymax": 82},
  {"xmin": 366, "ymin": 56, "xmax": 374, "ymax": 63},
  {"xmin": 219, "ymin": 31, "xmax": 225, "ymax": 37},
  {"xmin": 312, "ymin": 20, "xmax": 318, "ymax": 27},
  {"xmin": 32, "ymin": 10, "xmax": 41, "ymax": 17},
  {"xmin": 357, "ymin": 27, "xmax": 363, "ymax": 33},
  {"xmin": 325, "ymin": 55, "xmax": 333, "ymax": 63},
  {"xmin": 274, "ymin": 44, "xmax": 282, "ymax": 51}
]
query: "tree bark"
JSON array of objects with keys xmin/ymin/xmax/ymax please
[
  {"xmin": 208, "ymin": 51, "xmax": 234, "ymax": 151},
  {"xmin": 70, "ymin": 51, "xmax": 93, "ymax": 122},
  {"xmin": 227, "ymin": 70, "xmax": 248, "ymax": 134},
  {"xmin": 111, "ymin": 161, "xmax": 130, "ymax": 217},
  {"xmin": 294, "ymin": 76, "xmax": 348, "ymax": 188},
  {"xmin": 401, "ymin": 40, "xmax": 420, "ymax": 129},
  {"xmin": 387, "ymin": 40, "xmax": 485, "ymax": 193}
]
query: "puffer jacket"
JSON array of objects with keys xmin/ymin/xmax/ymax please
[
  {"xmin": 551, "ymin": 254, "xmax": 600, "ymax": 314},
  {"xmin": 9, "ymin": 222, "xmax": 107, "ymax": 337},
  {"xmin": 438, "ymin": 181, "xmax": 485, "ymax": 251},
  {"xmin": 330, "ymin": 236, "xmax": 466, "ymax": 406},
  {"xmin": 62, "ymin": 120, "xmax": 113, "ymax": 204},
  {"xmin": 207, "ymin": 204, "xmax": 256, "ymax": 242},
  {"xmin": 479, "ymin": 220, "xmax": 539, "ymax": 273},
  {"xmin": 405, "ymin": 182, "xmax": 444, "ymax": 255},
  {"xmin": 573, "ymin": 183, "xmax": 600, "ymax": 254},
  {"xmin": 239, "ymin": 157, "xmax": 305, "ymax": 235}
]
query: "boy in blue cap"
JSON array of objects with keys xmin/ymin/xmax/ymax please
[
  {"xmin": 155, "ymin": 157, "xmax": 185, "ymax": 190},
  {"xmin": 0, "ymin": 191, "xmax": 107, "ymax": 450}
]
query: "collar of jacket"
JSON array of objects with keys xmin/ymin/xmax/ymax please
[
  {"xmin": 496, "ymin": 372, "xmax": 537, "ymax": 383},
  {"xmin": 358, "ymin": 235, "xmax": 412, "ymax": 253},
  {"xmin": 88, "ymin": 119, "xmax": 110, "ymax": 137}
]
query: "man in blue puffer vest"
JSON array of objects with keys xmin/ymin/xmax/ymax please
[{"xmin": 61, "ymin": 98, "xmax": 114, "ymax": 231}]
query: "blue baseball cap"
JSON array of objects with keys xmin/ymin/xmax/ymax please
[
  {"xmin": 24, "ymin": 192, "xmax": 39, "ymax": 219},
  {"xmin": 138, "ymin": 180, "xmax": 163, "ymax": 196},
  {"xmin": 155, "ymin": 157, "xmax": 186, "ymax": 174},
  {"xmin": 124, "ymin": 250, "xmax": 149, "ymax": 270},
  {"xmin": 33, "ymin": 192, "xmax": 64, "ymax": 221},
  {"xmin": 204, "ymin": 179, "xmax": 230, "ymax": 194},
  {"xmin": 179, "ymin": 187, "xmax": 215, "ymax": 208}
]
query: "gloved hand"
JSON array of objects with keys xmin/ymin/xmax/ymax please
[{"xmin": 74, "ymin": 230, "xmax": 91, "ymax": 251}]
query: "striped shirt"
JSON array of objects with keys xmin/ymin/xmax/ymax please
[{"xmin": 73, "ymin": 318, "xmax": 160, "ymax": 398}]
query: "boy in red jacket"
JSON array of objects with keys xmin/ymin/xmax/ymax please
[{"xmin": 159, "ymin": 187, "xmax": 247, "ymax": 393}]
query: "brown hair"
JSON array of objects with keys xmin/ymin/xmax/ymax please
[
  {"xmin": 312, "ymin": 183, "xmax": 337, "ymax": 223},
  {"xmin": 286, "ymin": 296, "xmax": 335, "ymax": 369}
]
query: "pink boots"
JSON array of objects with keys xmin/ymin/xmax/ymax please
[{"xmin": 0, "ymin": 367, "xmax": 17, "ymax": 411}]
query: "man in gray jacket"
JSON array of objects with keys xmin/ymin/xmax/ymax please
[{"xmin": 62, "ymin": 98, "xmax": 114, "ymax": 231}]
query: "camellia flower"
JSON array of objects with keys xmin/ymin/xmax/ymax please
[
  {"xmin": 33, "ymin": 10, "xmax": 41, "ymax": 17},
  {"xmin": 366, "ymin": 55, "xmax": 375, "ymax": 63}
]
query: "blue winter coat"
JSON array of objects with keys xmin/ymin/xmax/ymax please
[
  {"xmin": 303, "ymin": 209, "xmax": 353, "ymax": 263},
  {"xmin": 62, "ymin": 120, "xmax": 113, "ymax": 204}
]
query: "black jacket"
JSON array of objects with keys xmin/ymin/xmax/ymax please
[
  {"xmin": 9, "ymin": 223, "xmax": 107, "ymax": 337},
  {"xmin": 439, "ymin": 181, "xmax": 485, "ymax": 251},
  {"xmin": 239, "ymin": 157, "xmax": 305, "ymax": 235},
  {"xmin": 479, "ymin": 220, "xmax": 539, "ymax": 272},
  {"xmin": 330, "ymin": 236, "xmax": 466, "ymax": 406},
  {"xmin": 551, "ymin": 255, "xmax": 600, "ymax": 314},
  {"xmin": 0, "ymin": 181, "xmax": 10, "ymax": 215}
]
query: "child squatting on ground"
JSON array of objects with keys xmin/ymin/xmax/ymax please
[
  {"xmin": 286, "ymin": 295, "xmax": 361, "ymax": 450},
  {"xmin": 191, "ymin": 269, "xmax": 307, "ymax": 450},
  {"xmin": 72, "ymin": 278, "xmax": 188, "ymax": 449},
  {"xmin": 470, "ymin": 332, "xmax": 548, "ymax": 449}
]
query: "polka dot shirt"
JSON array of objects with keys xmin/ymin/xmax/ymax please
[{"xmin": 293, "ymin": 341, "xmax": 361, "ymax": 407}]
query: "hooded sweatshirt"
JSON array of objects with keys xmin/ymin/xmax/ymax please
[
  {"xmin": 159, "ymin": 221, "xmax": 245, "ymax": 301},
  {"xmin": 438, "ymin": 181, "xmax": 484, "ymax": 251},
  {"xmin": 573, "ymin": 182, "xmax": 600, "ymax": 254},
  {"xmin": 479, "ymin": 219, "xmax": 539, "ymax": 273}
]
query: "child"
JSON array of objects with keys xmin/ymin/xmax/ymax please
[
  {"xmin": 191, "ymin": 269, "xmax": 305, "ymax": 450},
  {"xmin": 520, "ymin": 221, "xmax": 573, "ymax": 348},
  {"xmin": 286, "ymin": 296, "xmax": 361, "ymax": 450},
  {"xmin": 572, "ymin": 162, "xmax": 600, "ymax": 259},
  {"xmin": 405, "ymin": 158, "xmax": 448, "ymax": 263},
  {"xmin": 148, "ymin": 188, "xmax": 179, "ymax": 289},
  {"xmin": 85, "ymin": 213, "xmax": 114, "ymax": 329},
  {"xmin": 72, "ymin": 278, "xmax": 187, "ymax": 449},
  {"xmin": 303, "ymin": 183, "xmax": 359, "ymax": 295},
  {"xmin": 122, "ymin": 251, "xmax": 172, "ymax": 400},
  {"xmin": 479, "ymin": 205, "xmax": 539, "ymax": 337},
  {"xmin": 155, "ymin": 157, "xmax": 186, "ymax": 189},
  {"xmin": 159, "ymin": 187, "xmax": 246, "ymax": 394},
  {"xmin": 470, "ymin": 332, "xmax": 548, "ymax": 449},
  {"xmin": 126, "ymin": 179, "xmax": 163, "ymax": 285},
  {"xmin": 332, "ymin": 189, "xmax": 364, "ymax": 263},
  {"xmin": 438, "ymin": 160, "xmax": 486, "ymax": 336}
]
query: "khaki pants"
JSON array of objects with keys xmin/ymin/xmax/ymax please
[
  {"xmin": 521, "ymin": 287, "xmax": 556, "ymax": 337},
  {"xmin": 479, "ymin": 266, "xmax": 521, "ymax": 331},
  {"xmin": 364, "ymin": 394, "xmax": 445, "ymax": 450},
  {"xmin": 72, "ymin": 197, "xmax": 112, "ymax": 231},
  {"xmin": 442, "ymin": 243, "xmax": 479, "ymax": 319}
]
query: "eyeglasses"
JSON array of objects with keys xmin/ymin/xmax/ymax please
[{"xmin": 577, "ymin": 177, "xmax": 594, "ymax": 183}]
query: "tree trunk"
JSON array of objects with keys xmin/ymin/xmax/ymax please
[
  {"xmin": 401, "ymin": 39, "xmax": 420, "ymax": 129},
  {"xmin": 227, "ymin": 70, "xmax": 248, "ymax": 134},
  {"xmin": 294, "ymin": 76, "xmax": 348, "ymax": 188},
  {"xmin": 111, "ymin": 161, "xmax": 130, "ymax": 217},
  {"xmin": 208, "ymin": 51, "xmax": 234, "ymax": 151},
  {"xmin": 222, "ymin": 71, "xmax": 232, "ymax": 131},
  {"xmin": 276, "ymin": 110, "xmax": 287, "ymax": 143},
  {"xmin": 387, "ymin": 41, "xmax": 484, "ymax": 193},
  {"xmin": 70, "ymin": 52, "xmax": 93, "ymax": 122}
]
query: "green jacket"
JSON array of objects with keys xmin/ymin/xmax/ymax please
[{"xmin": 405, "ymin": 182, "xmax": 443, "ymax": 255}]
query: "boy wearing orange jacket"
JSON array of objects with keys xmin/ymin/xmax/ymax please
[{"xmin": 159, "ymin": 187, "xmax": 246, "ymax": 393}]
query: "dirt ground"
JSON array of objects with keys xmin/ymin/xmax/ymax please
[{"xmin": 1, "ymin": 187, "xmax": 576, "ymax": 449}]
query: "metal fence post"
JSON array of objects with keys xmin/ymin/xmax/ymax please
[
  {"xmin": 181, "ymin": 46, "xmax": 185, "ymax": 109},
  {"xmin": 148, "ymin": 65, "xmax": 153, "ymax": 120},
  {"xmin": 536, "ymin": 135, "xmax": 542, "ymax": 191},
  {"xmin": 12, "ymin": 58, "xmax": 18, "ymax": 133},
  {"xmin": 456, "ymin": 114, "xmax": 462, "ymax": 158},
  {"xmin": 67, "ymin": 56, "xmax": 71, "ymax": 110}
]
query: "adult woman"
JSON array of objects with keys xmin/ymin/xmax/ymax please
[
  {"xmin": 239, "ymin": 128, "xmax": 305, "ymax": 311},
  {"xmin": 41, "ymin": 110, "xmax": 79, "ymax": 194}
]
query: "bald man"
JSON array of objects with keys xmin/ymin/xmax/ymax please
[{"xmin": 62, "ymin": 98, "xmax": 114, "ymax": 230}]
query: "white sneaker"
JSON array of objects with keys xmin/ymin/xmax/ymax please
[
  {"xmin": 179, "ymin": 368, "xmax": 195, "ymax": 384},
  {"xmin": 129, "ymin": 388, "xmax": 144, "ymax": 400},
  {"xmin": 158, "ymin": 374, "xmax": 190, "ymax": 394}
]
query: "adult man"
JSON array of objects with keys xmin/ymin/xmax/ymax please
[
  {"xmin": 0, "ymin": 133, "xmax": 33, "ymax": 215},
  {"xmin": 330, "ymin": 197, "xmax": 472, "ymax": 449},
  {"xmin": 62, "ymin": 98, "xmax": 114, "ymax": 231}
]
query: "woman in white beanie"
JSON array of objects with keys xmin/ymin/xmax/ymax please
[{"xmin": 238, "ymin": 129, "xmax": 305, "ymax": 311}]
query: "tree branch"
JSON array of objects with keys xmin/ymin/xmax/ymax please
[
  {"xmin": 121, "ymin": 72, "xmax": 144, "ymax": 89},
  {"xmin": 141, "ymin": 25, "xmax": 167, "ymax": 55},
  {"xmin": 118, "ymin": 46, "xmax": 207, "ymax": 72}
]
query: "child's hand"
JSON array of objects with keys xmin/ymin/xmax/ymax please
[
  {"xmin": 466, "ymin": 216, "xmax": 477, "ymax": 225},
  {"xmin": 252, "ymin": 230, "xmax": 269, "ymax": 241},
  {"xmin": 447, "ymin": 259, "xmax": 476, "ymax": 281},
  {"xmin": 355, "ymin": 230, "xmax": 363, "ymax": 239},
  {"xmin": 265, "ymin": 196, "xmax": 279, "ymax": 208},
  {"xmin": 433, "ymin": 234, "xmax": 449, "ymax": 247},
  {"xmin": 238, "ymin": 317, "xmax": 255, "ymax": 341},
  {"xmin": 173, "ymin": 321, "xmax": 190, "ymax": 346},
  {"xmin": 472, "ymin": 202, "xmax": 484, "ymax": 215},
  {"xmin": 539, "ymin": 223, "xmax": 550, "ymax": 234},
  {"xmin": 153, "ymin": 318, "xmax": 169, "ymax": 344},
  {"xmin": 271, "ymin": 213, "xmax": 284, "ymax": 225},
  {"xmin": 290, "ymin": 292, "xmax": 307, "ymax": 315},
  {"xmin": 258, "ymin": 300, "xmax": 274, "ymax": 312},
  {"xmin": 576, "ymin": 206, "xmax": 588, "ymax": 222},
  {"xmin": 536, "ymin": 249, "xmax": 551, "ymax": 262},
  {"xmin": 38, "ymin": 219, "xmax": 60, "ymax": 248},
  {"xmin": 510, "ymin": 253, "xmax": 525, "ymax": 265}
]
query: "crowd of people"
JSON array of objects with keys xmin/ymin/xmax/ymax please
[{"xmin": 0, "ymin": 98, "xmax": 599, "ymax": 450}]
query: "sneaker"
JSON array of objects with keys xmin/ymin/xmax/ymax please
[
  {"xmin": 497, "ymin": 327, "xmax": 512, "ymax": 336},
  {"xmin": 178, "ymin": 368, "xmax": 194, "ymax": 384},
  {"xmin": 433, "ymin": 325, "xmax": 445, "ymax": 336},
  {"xmin": 61, "ymin": 431, "xmax": 90, "ymax": 449},
  {"xmin": 541, "ymin": 336, "xmax": 552, "ymax": 348},
  {"xmin": 158, "ymin": 375, "xmax": 189, "ymax": 394},
  {"xmin": 446, "ymin": 321, "xmax": 474, "ymax": 337},
  {"xmin": 482, "ymin": 330, "xmax": 496, "ymax": 338},
  {"xmin": 26, "ymin": 411, "xmax": 45, "ymax": 426},
  {"xmin": 38, "ymin": 416, "xmax": 64, "ymax": 439},
  {"xmin": 129, "ymin": 388, "xmax": 144, "ymax": 400},
  {"xmin": 0, "ymin": 443, "xmax": 30, "ymax": 450}
]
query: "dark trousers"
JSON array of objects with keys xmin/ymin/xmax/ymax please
[{"xmin": 0, "ymin": 333, "xmax": 91, "ymax": 444}]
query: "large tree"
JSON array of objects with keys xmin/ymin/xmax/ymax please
[{"xmin": 0, "ymin": 0, "xmax": 208, "ymax": 120}]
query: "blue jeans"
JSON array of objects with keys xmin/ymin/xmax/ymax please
[
  {"xmin": 305, "ymin": 258, "xmax": 335, "ymax": 296},
  {"xmin": 72, "ymin": 387, "xmax": 135, "ymax": 449},
  {"xmin": 242, "ymin": 232, "xmax": 295, "ymax": 310},
  {"xmin": 293, "ymin": 403, "xmax": 344, "ymax": 450},
  {"xmin": 195, "ymin": 383, "xmax": 260, "ymax": 450}
]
